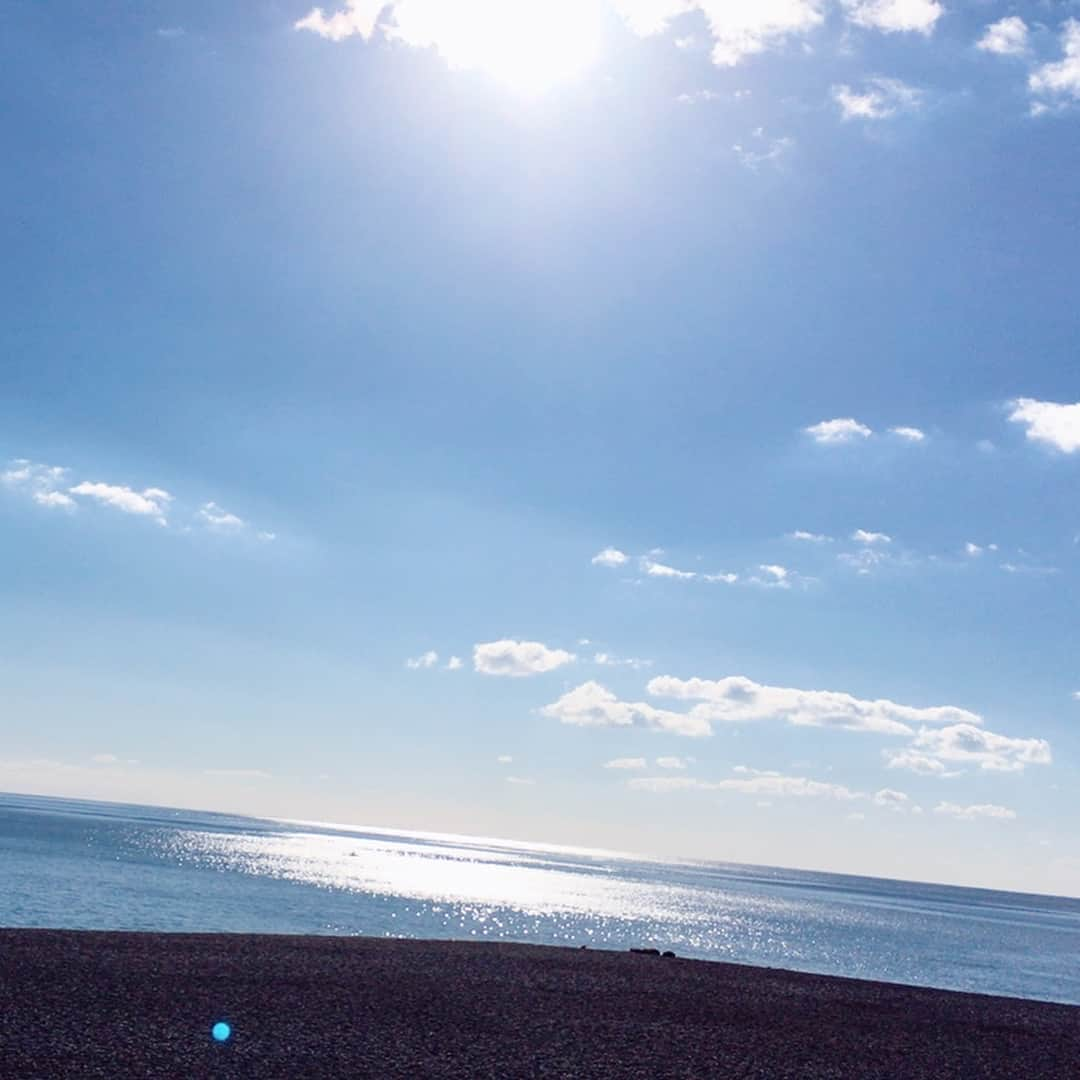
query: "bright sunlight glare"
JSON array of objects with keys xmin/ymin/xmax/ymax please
[{"xmin": 389, "ymin": 0, "xmax": 607, "ymax": 95}]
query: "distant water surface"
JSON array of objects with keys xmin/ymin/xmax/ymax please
[{"xmin": 3, "ymin": 792, "xmax": 1079, "ymax": 1005}]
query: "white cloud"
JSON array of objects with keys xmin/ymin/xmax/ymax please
[
  {"xmin": 594, "ymin": 652, "xmax": 653, "ymax": 670},
  {"xmin": 910, "ymin": 723, "xmax": 1051, "ymax": 773},
  {"xmin": 754, "ymin": 564, "xmax": 791, "ymax": 588},
  {"xmin": 295, "ymin": 1, "xmax": 389, "ymax": 42},
  {"xmin": 884, "ymin": 749, "xmax": 960, "ymax": 777},
  {"xmin": 592, "ymin": 547, "xmax": 630, "ymax": 568},
  {"xmin": 832, "ymin": 77, "xmax": 923, "ymax": 120},
  {"xmin": 2, "ymin": 460, "xmax": 74, "ymax": 509},
  {"xmin": 1001, "ymin": 561, "xmax": 1059, "ymax": 577},
  {"xmin": 506, "ymin": 775, "xmax": 535, "ymax": 786},
  {"xmin": 934, "ymin": 801, "xmax": 1016, "ymax": 822},
  {"xmin": 69, "ymin": 481, "xmax": 172, "ymax": 523},
  {"xmin": 852, "ymin": 529, "xmax": 892, "ymax": 545},
  {"xmin": 406, "ymin": 650, "xmax": 439, "ymax": 669},
  {"xmin": 1008, "ymin": 397, "xmax": 1080, "ymax": 453},
  {"xmin": 91, "ymin": 753, "xmax": 119, "ymax": 765},
  {"xmin": 873, "ymin": 787, "xmax": 911, "ymax": 811},
  {"xmin": 977, "ymin": 16, "xmax": 1029, "ymax": 58},
  {"xmin": 615, "ymin": 1, "xmax": 826, "ymax": 67},
  {"xmin": 643, "ymin": 560, "xmax": 696, "ymax": 580},
  {"xmin": 804, "ymin": 417, "xmax": 872, "ymax": 444},
  {"xmin": 647, "ymin": 674, "xmax": 980, "ymax": 736},
  {"xmin": 496, "ymin": 754, "xmax": 513, "ymax": 764},
  {"xmin": 604, "ymin": 757, "xmax": 647, "ymax": 769},
  {"xmin": 838, "ymin": 547, "xmax": 890, "ymax": 575},
  {"xmin": 790, "ymin": 530, "xmax": 831, "ymax": 543},
  {"xmin": 541, "ymin": 681, "xmax": 713, "ymax": 737},
  {"xmin": 197, "ymin": 501, "xmax": 245, "ymax": 531},
  {"xmin": 1029, "ymin": 20, "xmax": 1080, "ymax": 105},
  {"xmin": 445, "ymin": 656, "xmax": 463, "ymax": 671},
  {"xmin": 656, "ymin": 756, "xmax": 690, "ymax": 769},
  {"xmin": 964, "ymin": 542, "xmax": 983, "ymax": 557},
  {"xmin": 841, "ymin": 0, "xmax": 942, "ymax": 35},
  {"xmin": 630, "ymin": 770, "xmax": 861, "ymax": 800},
  {"xmin": 676, "ymin": 89, "xmax": 721, "ymax": 105},
  {"xmin": 704, "ymin": 572, "xmax": 739, "ymax": 584},
  {"xmin": 890, "ymin": 426, "xmax": 926, "ymax": 442},
  {"xmin": 474, "ymin": 639, "xmax": 575, "ymax": 677}
]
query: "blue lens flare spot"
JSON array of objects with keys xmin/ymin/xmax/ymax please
[{"xmin": 212, "ymin": 1022, "xmax": 232, "ymax": 1043}]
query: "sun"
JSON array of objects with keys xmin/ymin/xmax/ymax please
[{"xmin": 389, "ymin": 0, "xmax": 607, "ymax": 95}]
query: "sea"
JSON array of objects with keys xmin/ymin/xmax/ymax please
[{"xmin": 3, "ymin": 791, "xmax": 1079, "ymax": 1006}]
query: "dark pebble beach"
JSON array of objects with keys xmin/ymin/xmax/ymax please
[{"xmin": 1, "ymin": 929, "xmax": 1077, "ymax": 1078}]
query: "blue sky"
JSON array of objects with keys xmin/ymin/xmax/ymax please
[{"xmin": 3, "ymin": 0, "xmax": 1080, "ymax": 895}]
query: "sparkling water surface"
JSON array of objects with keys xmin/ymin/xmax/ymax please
[{"xmin": 3, "ymin": 792, "xmax": 1079, "ymax": 1005}]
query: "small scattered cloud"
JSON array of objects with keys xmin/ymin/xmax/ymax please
[
  {"xmin": 804, "ymin": 418, "xmax": 872, "ymax": 444},
  {"xmin": 2, "ymin": 460, "xmax": 74, "ymax": 509},
  {"xmin": 604, "ymin": 757, "xmax": 647, "ymax": 770},
  {"xmin": 884, "ymin": 749, "xmax": 962, "ymax": 777},
  {"xmin": 704, "ymin": 572, "xmax": 739, "ymax": 584},
  {"xmin": 1029, "ymin": 20, "xmax": 1080, "ymax": 109},
  {"xmin": 594, "ymin": 652, "xmax": 653, "ymax": 670},
  {"xmin": 889, "ymin": 426, "xmax": 926, "ymax": 442},
  {"xmin": 1001, "ymin": 562, "xmax": 1059, "ymax": 577},
  {"xmin": 934, "ymin": 801, "xmax": 1016, "ymax": 822},
  {"xmin": 873, "ymin": 787, "xmax": 912, "ymax": 812},
  {"xmin": 852, "ymin": 529, "xmax": 892, "ymax": 545},
  {"xmin": 976, "ymin": 16, "xmax": 1029, "ymax": 58},
  {"xmin": 790, "ymin": 530, "xmax": 831, "ymax": 543},
  {"xmin": 197, "ymin": 502, "xmax": 245, "ymax": 531},
  {"xmin": 1008, "ymin": 397, "xmax": 1080, "ymax": 453},
  {"xmin": 156, "ymin": 26, "xmax": 186, "ymax": 39},
  {"xmin": 90, "ymin": 753, "xmax": 119, "ymax": 765},
  {"xmin": 474, "ymin": 639, "xmax": 575, "ymax": 677},
  {"xmin": 445, "ymin": 656, "xmax": 463, "ymax": 671},
  {"xmin": 505, "ymin": 775, "xmax": 535, "ymax": 786},
  {"xmin": 751, "ymin": 564, "xmax": 792, "ymax": 589},
  {"xmin": 832, "ymin": 77, "xmax": 923, "ymax": 120},
  {"xmin": 592, "ymin": 547, "xmax": 630, "ymax": 568},
  {"xmin": 406, "ymin": 650, "xmax": 440, "ymax": 670},
  {"xmin": 656, "ymin": 756, "xmax": 691, "ymax": 769},
  {"xmin": 733, "ymin": 130, "xmax": 794, "ymax": 170},
  {"xmin": 496, "ymin": 754, "xmax": 513, "ymax": 765},
  {"xmin": 841, "ymin": 0, "xmax": 942, "ymax": 36},
  {"xmin": 643, "ymin": 559, "xmax": 696, "ymax": 580},
  {"xmin": 676, "ymin": 89, "xmax": 720, "ymax": 104}
]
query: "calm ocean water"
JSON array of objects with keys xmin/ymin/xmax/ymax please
[{"xmin": 3, "ymin": 792, "xmax": 1079, "ymax": 1005}]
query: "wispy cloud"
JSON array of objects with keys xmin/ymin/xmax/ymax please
[
  {"xmin": 604, "ymin": 757, "xmax": 647, "ymax": 770},
  {"xmin": 406, "ymin": 650, "xmax": 440, "ymax": 670},
  {"xmin": 790, "ymin": 530, "xmax": 831, "ymax": 543},
  {"xmin": 852, "ymin": 529, "xmax": 892, "ymax": 545},
  {"xmin": 889, "ymin": 426, "xmax": 926, "ymax": 442},
  {"xmin": 591, "ymin": 547, "xmax": 630, "ymax": 568},
  {"xmin": 934, "ymin": 801, "xmax": 1016, "ymax": 822},
  {"xmin": 630, "ymin": 769, "xmax": 861, "ymax": 800},
  {"xmin": 643, "ymin": 559, "xmax": 696, "ymax": 580},
  {"xmin": 1, "ymin": 460, "xmax": 74, "ymax": 509},
  {"xmin": 733, "ymin": 130, "xmax": 794, "ymax": 170},
  {"xmin": 474, "ymin": 639, "xmax": 575, "ymax": 677},
  {"xmin": 832, "ymin": 77, "xmax": 922, "ymax": 120},
  {"xmin": 594, "ymin": 652, "xmax": 653, "ymax": 670},
  {"xmin": 541, "ymin": 681, "xmax": 712, "ymax": 738}
]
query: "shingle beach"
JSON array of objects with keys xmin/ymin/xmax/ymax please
[{"xmin": 1, "ymin": 929, "xmax": 1077, "ymax": 1078}]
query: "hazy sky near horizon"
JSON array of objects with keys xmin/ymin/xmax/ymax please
[{"xmin": 3, "ymin": 0, "xmax": 1080, "ymax": 896}]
